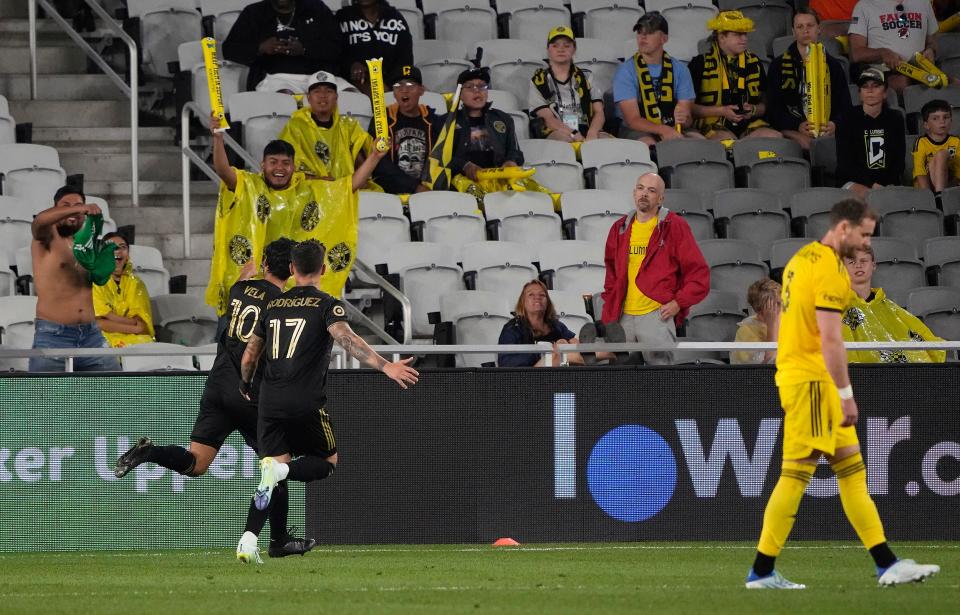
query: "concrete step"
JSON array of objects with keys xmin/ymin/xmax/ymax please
[
  {"xmin": 139, "ymin": 233, "xmax": 214, "ymax": 260},
  {"xmin": 111, "ymin": 205, "xmax": 215, "ymax": 235},
  {"xmin": 0, "ymin": 44, "xmax": 88, "ymax": 74},
  {"xmin": 8, "ymin": 100, "xmax": 130, "ymax": 127},
  {"xmin": 84, "ymin": 180, "xmax": 218, "ymax": 209},
  {"xmin": 0, "ymin": 0, "xmax": 27, "ymax": 18},
  {"xmin": 33, "ymin": 126, "xmax": 176, "ymax": 145},
  {"xmin": 59, "ymin": 146, "xmax": 183, "ymax": 181},
  {"xmin": 0, "ymin": 74, "xmax": 126, "ymax": 100},
  {"xmin": 167, "ymin": 258, "xmax": 214, "ymax": 286}
]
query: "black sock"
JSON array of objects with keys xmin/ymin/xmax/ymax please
[
  {"xmin": 870, "ymin": 542, "xmax": 898, "ymax": 569},
  {"xmin": 752, "ymin": 552, "xmax": 776, "ymax": 577},
  {"xmin": 287, "ymin": 456, "xmax": 336, "ymax": 482},
  {"xmin": 268, "ymin": 480, "xmax": 290, "ymax": 541},
  {"xmin": 146, "ymin": 445, "xmax": 196, "ymax": 475},
  {"xmin": 243, "ymin": 497, "xmax": 270, "ymax": 536}
]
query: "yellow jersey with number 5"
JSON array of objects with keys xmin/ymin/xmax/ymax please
[{"xmin": 775, "ymin": 241, "xmax": 851, "ymax": 387}]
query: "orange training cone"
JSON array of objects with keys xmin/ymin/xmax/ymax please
[{"xmin": 492, "ymin": 538, "xmax": 521, "ymax": 546}]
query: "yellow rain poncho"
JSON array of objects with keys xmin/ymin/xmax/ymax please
[
  {"xmin": 206, "ymin": 169, "xmax": 359, "ymax": 315},
  {"xmin": 93, "ymin": 262, "xmax": 155, "ymax": 348},
  {"xmin": 278, "ymin": 107, "xmax": 371, "ymax": 179},
  {"xmin": 841, "ymin": 288, "xmax": 945, "ymax": 363}
]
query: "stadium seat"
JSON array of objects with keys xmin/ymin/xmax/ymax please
[
  {"xmin": 662, "ymin": 188, "xmax": 714, "ymax": 241},
  {"xmin": 151, "ymin": 294, "xmax": 218, "ymax": 346},
  {"xmin": 0, "ymin": 251, "xmax": 15, "ymax": 297},
  {"xmin": 384, "ymin": 90, "xmax": 448, "ymax": 113},
  {"xmin": 581, "ymin": 138, "xmax": 657, "ymax": 191},
  {"xmin": 572, "ymin": 0, "xmax": 644, "ymax": 43},
  {"xmin": 0, "ymin": 196, "xmax": 35, "ymax": 267},
  {"xmin": 497, "ymin": 0, "xmax": 571, "ymax": 44},
  {"xmin": 14, "ymin": 246, "xmax": 32, "ymax": 296},
  {"xmin": 684, "ymin": 289, "xmax": 744, "ymax": 342},
  {"xmin": 476, "ymin": 39, "xmax": 546, "ymax": 116},
  {"xmin": 460, "ymin": 240, "xmax": 538, "ymax": 292},
  {"xmin": 902, "ymin": 85, "xmax": 960, "ymax": 134},
  {"xmin": 538, "ymin": 240, "xmax": 606, "ymax": 296},
  {"xmin": 199, "ymin": 0, "xmax": 255, "ymax": 42},
  {"xmin": 337, "ymin": 91, "xmax": 374, "ymax": 129},
  {"xmin": 942, "ymin": 186, "xmax": 960, "ymax": 235},
  {"xmin": 422, "ymin": 0, "xmax": 497, "ymax": 48},
  {"xmin": 732, "ymin": 138, "xmax": 810, "ymax": 201},
  {"xmin": 485, "ymin": 191, "xmax": 563, "ymax": 243},
  {"xmin": 439, "ymin": 290, "xmax": 513, "ymax": 367},
  {"xmin": 560, "ymin": 189, "xmax": 633, "ymax": 242},
  {"xmin": 925, "ymin": 236, "xmax": 960, "ymax": 288},
  {"xmin": 712, "ymin": 189, "xmax": 789, "ymax": 261},
  {"xmin": 548, "ymin": 289, "xmax": 593, "ymax": 336},
  {"xmin": 408, "ymin": 192, "xmax": 486, "ymax": 261},
  {"xmin": 0, "ymin": 95, "xmax": 15, "ymax": 145},
  {"xmin": 358, "ymin": 192, "xmax": 410, "ymax": 274},
  {"xmin": 129, "ymin": 245, "xmax": 171, "ymax": 298},
  {"xmin": 870, "ymin": 237, "xmax": 926, "ymax": 306},
  {"xmin": 717, "ymin": 0, "xmax": 792, "ymax": 59},
  {"xmin": 769, "ymin": 238, "xmax": 811, "ymax": 275},
  {"xmin": 907, "ymin": 286, "xmax": 960, "ymax": 341},
  {"xmin": 127, "ymin": 0, "xmax": 203, "ymax": 77},
  {"xmin": 655, "ymin": 139, "xmax": 735, "ymax": 197},
  {"xmin": 0, "ymin": 295, "xmax": 37, "ymax": 371},
  {"xmin": 518, "ymin": 139, "xmax": 585, "ymax": 193},
  {"xmin": 644, "ymin": 0, "xmax": 718, "ymax": 62},
  {"xmin": 413, "ymin": 39, "xmax": 473, "ymax": 93},
  {"xmin": 121, "ymin": 342, "xmax": 199, "ymax": 371},
  {"xmin": 194, "ymin": 342, "xmax": 218, "ymax": 371},
  {"xmin": 228, "ymin": 92, "xmax": 298, "ymax": 164},
  {"xmin": 790, "ymin": 187, "xmax": 854, "ymax": 238},
  {"xmin": 178, "ymin": 41, "xmax": 247, "ymax": 121},
  {"xmin": 0, "ymin": 144, "xmax": 67, "ymax": 210},
  {"xmin": 390, "ymin": 0, "xmax": 425, "ymax": 40},
  {"xmin": 699, "ymin": 238, "xmax": 769, "ymax": 299},
  {"xmin": 867, "ymin": 187, "xmax": 943, "ymax": 253},
  {"xmin": 386, "ymin": 242, "xmax": 464, "ymax": 337},
  {"xmin": 809, "ymin": 136, "xmax": 838, "ymax": 187},
  {"xmin": 572, "ymin": 38, "xmax": 622, "ymax": 97}
]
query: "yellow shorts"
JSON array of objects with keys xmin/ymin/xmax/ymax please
[{"xmin": 778, "ymin": 380, "xmax": 859, "ymax": 459}]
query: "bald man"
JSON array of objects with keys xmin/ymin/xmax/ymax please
[{"xmin": 599, "ymin": 172, "xmax": 710, "ymax": 364}]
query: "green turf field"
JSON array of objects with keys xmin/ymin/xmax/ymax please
[{"xmin": 0, "ymin": 543, "xmax": 955, "ymax": 614}]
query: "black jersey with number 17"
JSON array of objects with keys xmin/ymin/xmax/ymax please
[
  {"xmin": 209, "ymin": 279, "xmax": 282, "ymax": 390},
  {"xmin": 253, "ymin": 286, "xmax": 349, "ymax": 416}
]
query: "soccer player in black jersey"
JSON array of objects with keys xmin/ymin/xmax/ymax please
[
  {"xmin": 238, "ymin": 239, "xmax": 418, "ymax": 519},
  {"xmin": 114, "ymin": 238, "xmax": 314, "ymax": 563}
]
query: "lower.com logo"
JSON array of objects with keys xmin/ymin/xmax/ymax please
[{"xmin": 586, "ymin": 425, "xmax": 677, "ymax": 522}]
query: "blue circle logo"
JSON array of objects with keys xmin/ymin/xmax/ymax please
[{"xmin": 587, "ymin": 425, "xmax": 677, "ymax": 522}]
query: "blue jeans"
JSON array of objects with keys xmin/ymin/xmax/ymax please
[{"xmin": 29, "ymin": 319, "xmax": 122, "ymax": 372}]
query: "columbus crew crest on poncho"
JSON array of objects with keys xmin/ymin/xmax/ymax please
[
  {"xmin": 300, "ymin": 201, "xmax": 320, "ymax": 231},
  {"xmin": 842, "ymin": 307, "xmax": 865, "ymax": 331},
  {"xmin": 229, "ymin": 235, "xmax": 253, "ymax": 265},
  {"xmin": 255, "ymin": 195, "xmax": 271, "ymax": 222},
  {"xmin": 314, "ymin": 140, "xmax": 331, "ymax": 164},
  {"xmin": 327, "ymin": 242, "xmax": 352, "ymax": 272}
]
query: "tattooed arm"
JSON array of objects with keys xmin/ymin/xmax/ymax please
[
  {"xmin": 328, "ymin": 321, "xmax": 419, "ymax": 389},
  {"xmin": 239, "ymin": 333, "xmax": 265, "ymax": 400}
]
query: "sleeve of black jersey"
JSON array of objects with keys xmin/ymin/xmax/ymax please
[
  {"xmin": 324, "ymin": 297, "xmax": 350, "ymax": 329},
  {"xmin": 252, "ymin": 300, "xmax": 268, "ymax": 341}
]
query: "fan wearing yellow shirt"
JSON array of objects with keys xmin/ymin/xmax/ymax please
[
  {"xmin": 746, "ymin": 198, "xmax": 940, "ymax": 589},
  {"xmin": 912, "ymin": 99, "xmax": 960, "ymax": 195}
]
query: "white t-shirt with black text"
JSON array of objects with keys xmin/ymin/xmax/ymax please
[{"xmin": 849, "ymin": 0, "xmax": 938, "ymax": 62}]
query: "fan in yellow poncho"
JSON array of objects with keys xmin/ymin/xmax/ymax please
[
  {"xmin": 93, "ymin": 233, "xmax": 155, "ymax": 347},
  {"xmin": 278, "ymin": 71, "xmax": 374, "ymax": 183},
  {"xmin": 205, "ymin": 118, "xmax": 386, "ymax": 316},
  {"xmin": 841, "ymin": 246, "xmax": 944, "ymax": 363}
]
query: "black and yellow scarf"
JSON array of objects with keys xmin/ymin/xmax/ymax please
[
  {"xmin": 532, "ymin": 65, "xmax": 592, "ymax": 132},
  {"xmin": 633, "ymin": 52, "xmax": 677, "ymax": 125},
  {"xmin": 779, "ymin": 43, "xmax": 831, "ymax": 121},
  {"xmin": 696, "ymin": 42, "xmax": 763, "ymax": 132}
]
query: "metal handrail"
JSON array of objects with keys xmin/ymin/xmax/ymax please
[
  {"xmin": 29, "ymin": 0, "xmax": 139, "ymax": 206},
  {"xmin": 351, "ymin": 259, "xmax": 413, "ymax": 344}
]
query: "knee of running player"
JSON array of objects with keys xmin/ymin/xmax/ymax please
[{"xmin": 186, "ymin": 443, "xmax": 219, "ymax": 476}]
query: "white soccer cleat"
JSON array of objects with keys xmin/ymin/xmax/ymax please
[
  {"xmin": 745, "ymin": 570, "xmax": 806, "ymax": 589},
  {"xmin": 878, "ymin": 559, "xmax": 940, "ymax": 586},
  {"xmin": 236, "ymin": 531, "xmax": 262, "ymax": 564},
  {"xmin": 254, "ymin": 457, "xmax": 281, "ymax": 511}
]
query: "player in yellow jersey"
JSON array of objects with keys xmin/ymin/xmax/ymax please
[{"xmin": 745, "ymin": 199, "xmax": 940, "ymax": 589}]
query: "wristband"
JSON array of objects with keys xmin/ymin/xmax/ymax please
[{"xmin": 837, "ymin": 385, "xmax": 853, "ymax": 400}]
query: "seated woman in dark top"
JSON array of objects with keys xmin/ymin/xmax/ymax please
[{"xmin": 497, "ymin": 280, "xmax": 584, "ymax": 367}]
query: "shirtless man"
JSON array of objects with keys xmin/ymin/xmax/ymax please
[{"xmin": 28, "ymin": 186, "xmax": 121, "ymax": 372}]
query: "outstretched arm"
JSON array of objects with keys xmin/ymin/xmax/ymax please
[
  {"xmin": 328, "ymin": 321, "xmax": 419, "ymax": 388},
  {"xmin": 211, "ymin": 113, "xmax": 238, "ymax": 192},
  {"xmin": 352, "ymin": 147, "xmax": 387, "ymax": 191},
  {"xmin": 31, "ymin": 203, "xmax": 101, "ymax": 242},
  {"xmin": 239, "ymin": 333, "xmax": 265, "ymax": 399}
]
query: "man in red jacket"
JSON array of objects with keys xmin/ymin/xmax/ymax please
[{"xmin": 601, "ymin": 172, "xmax": 710, "ymax": 364}]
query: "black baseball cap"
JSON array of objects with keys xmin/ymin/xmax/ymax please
[
  {"xmin": 634, "ymin": 11, "xmax": 668, "ymax": 35},
  {"xmin": 457, "ymin": 66, "xmax": 491, "ymax": 85},
  {"xmin": 391, "ymin": 65, "xmax": 423, "ymax": 86}
]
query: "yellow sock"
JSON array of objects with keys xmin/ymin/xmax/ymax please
[
  {"xmin": 757, "ymin": 460, "xmax": 815, "ymax": 557},
  {"xmin": 833, "ymin": 453, "xmax": 887, "ymax": 549}
]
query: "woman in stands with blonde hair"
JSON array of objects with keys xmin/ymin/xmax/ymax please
[{"xmin": 497, "ymin": 279, "xmax": 584, "ymax": 367}]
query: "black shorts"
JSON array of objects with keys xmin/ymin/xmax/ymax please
[
  {"xmin": 191, "ymin": 379, "xmax": 259, "ymax": 451},
  {"xmin": 258, "ymin": 407, "xmax": 337, "ymax": 458}
]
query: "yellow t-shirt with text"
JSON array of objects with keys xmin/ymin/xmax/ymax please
[
  {"xmin": 775, "ymin": 241, "xmax": 851, "ymax": 387},
  {"xmin": 623, "ymin": 217, "xmax": 661, "ymax": 316}
]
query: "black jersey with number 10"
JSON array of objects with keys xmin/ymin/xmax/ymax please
[
  {"xmin": 253, "ymin": 286, "xmax": 349, "ymax": 415},
  {"xmin": 209, "ymin": 279, "xmax": 282, "ymax": 390}
]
